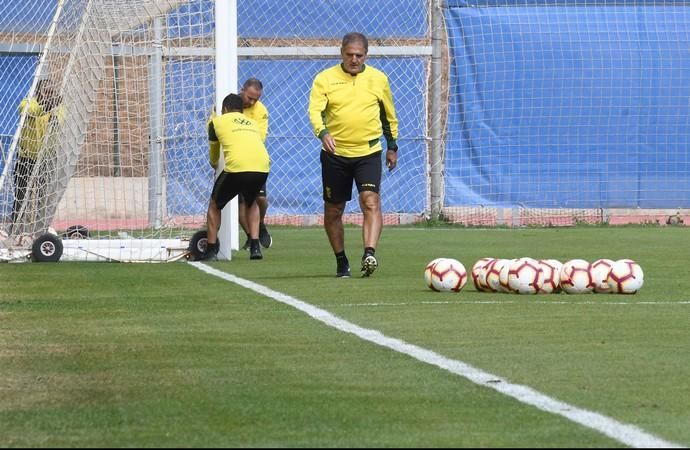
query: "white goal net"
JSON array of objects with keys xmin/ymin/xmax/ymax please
[
  {"xmin": 0, "ymin": 0, "xmax": 433, "ymax": 262},
  {"xmin": 2, "ymin": 0, "xmax": 686, "ymax": 262},
  {"xmin": 0, "ymin": 0, "xmax": 221, "ymax": 261}
]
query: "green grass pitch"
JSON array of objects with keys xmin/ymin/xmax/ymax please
[{"xmin": 1, "ymin": 225, "xmax": 688, "ymax": 447}]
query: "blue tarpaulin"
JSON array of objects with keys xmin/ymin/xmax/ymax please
[
  {"xmin": 444, "ymin": 4, "xmax": 690, "ymax": 208},
  {"xmin": 165, "ymin": 58, "xmax": 427, "ymax": 216}
]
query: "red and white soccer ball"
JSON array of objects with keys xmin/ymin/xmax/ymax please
[
  {"xmin": 486, "ymin": 258, "xmax": 511, "ymax": 293},
  {"xmin": 538, "ymin": 259, "xmax": 563, "ymax": 294},
  {"xmin": 471, "ymin": 257, "xmax": 494, "ymax": 292},
  {"xmin": 507, "ymin": 257, "xmax": 544, "ymax": 294},
  {"xmin": 499, "ymin": 258, "xmax": 517, "ymax": 293},
  {"xmin": 425, "ymin": 258, "xmax": 468, "ymax": 292},
  {"xmin": 560, "ymin": 259, "xmax": 595, "ymax": 294},
  {"xmin": 424, "ymin": 258, "xmax": 446, "ymax": 290},
  {"xmin": 606, "ymin": 259, "xmax": 644, "ymax": 294},
  {"xmin": 591, "ymin": 258, "xmax": 615, "ymax": 294}
]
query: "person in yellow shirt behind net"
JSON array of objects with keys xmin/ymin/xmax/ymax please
[
  {"xmin": 203, "ymin": 93, "xmax": 270, "ymax": 261},
  {"xmin": 209, "ymin": 78, "xmax": 272, "ymax": 251},
  {"xmin": 236, "ymin": 78, "xmax": 272, "ymax": 250},
  {"xmin": 11, "ymin": 79, "xmax": 64, "ymax": 227}
]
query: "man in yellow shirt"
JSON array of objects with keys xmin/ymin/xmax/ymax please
[
  {"xmin": 308, "ymin": 32, "xmax": 399, "ymax": 278},
  {"xmin": 208, "ymin": 78, "xmax": 272, "ymax": 251},
  {"xmin": 237, "ymin": 78, "xmax": 272, "ymax": 251},
  {"xmin": 11, "ymin": 80, "xmax": 63, "ymax": 226},
  {"xmin": 204, "ymin": 93, "xmax": 270, "ymax": 261}
]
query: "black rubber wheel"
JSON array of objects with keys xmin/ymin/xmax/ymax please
[
  {"xmin": 63, "ymin": 224, "xmax": 89, "ymax": 240},
  {"xmin": 32, "ymin": 233, "xmax": 64, "ymax": 262},
  {"xmin": 189, "ymin": 230, "xmax": 212, "ymax": 261}
]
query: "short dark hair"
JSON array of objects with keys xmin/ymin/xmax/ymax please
[
  {"xmin": 242, "ymin": 77, "xmax": 263, "ymax": 91},
  {"xmin": 222, "ymin": 93, "xmax": 243, "ymax": 112},
  {"xmin": 341, "ymin": 32, "xmax": 368, "ymax": 53}
]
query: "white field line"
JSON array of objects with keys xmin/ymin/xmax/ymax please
[
  {"xmin": 338, "ymin": 300, "xmax": 690, "ymax": 307},
  {"xmin": 189, "ymin": 261, "xmax": 685, "ymax": 449}
]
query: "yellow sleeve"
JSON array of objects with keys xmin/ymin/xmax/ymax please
[
  {"xmin": 209, "ymin": 142, "xmax": 220, "ymax": 167},
  {"xmin": 380, "ymin": 77, "xmax": 399, "ymax": 148},
  {"xmin": 308, "ymin": 73, "xmax": 329, "ymax": 139},
  {"xmin": 256, "ymin": 103, "xmax": 268, "ymax": 143},
  {"xmin": 19, "ymin": 98, "xmax": 42, "ymax": 116}
]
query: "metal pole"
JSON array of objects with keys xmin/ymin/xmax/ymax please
[
  {"xmin": 429, "ymin": 0, "xmax": 444, "ymax": 221},
  {"xmin": 148, "ymin": 16, "xmax": 163, "ymax": 229},
  {"xmin": 215, "ymin": 0, "xmax": 239, "ymax": 258},
  {"xmin": 112, "ymin": 54, "xmax": 121, "ymax": 177}
]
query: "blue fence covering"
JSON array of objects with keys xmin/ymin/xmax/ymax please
[
  {"xmin": 0, "ymin": 54, "xmax": 425, "ymax": 217},
  {"xmin": 444, "ymin": 4, "xmax": 690, "ymax": 208},
  {"xmin": 0, "ymin": 1, "xmax": 55, "ymax": 35},
  {"xmin": 0, "ymin": 55, "xmax": 35, "ymax": 135},
  {"xmin": 1, "ymin": 0, "xmax": 427, "ymax": 39},
  {"xmin": 447, "ymin": 1, "xmax": 688, "ymax": 6},
  {"xmin": 165, "ymin": 58, "xmax": 427, "ymax": 216},
  {"xmin": 237, "ymin": 0, "xmax": 427, "ymax": 38},
  {"xmin": 0, "ymin": 55, "xmax": 36, "ymax": 178},
  {"xmin": 167, "ymin": 0, "xmax": 428, "ymax": 39}
]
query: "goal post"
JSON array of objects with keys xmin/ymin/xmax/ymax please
[
  {"xmin": 215, "ymin": 0, "xmax": 239, "ymax": 260},
  {"xmin": 0, "ymin": 0, "xmax": 237, "ymax": 262},
  {"xmin": 0, "ymin": 0, "xmax": 230, "ymax": 261}
]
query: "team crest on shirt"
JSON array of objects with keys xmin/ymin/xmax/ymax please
[{"xmin": 234, "ymin": 117, "xmax": 252, "ymax": 126}]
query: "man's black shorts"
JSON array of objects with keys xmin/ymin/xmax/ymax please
[
  {"xmin": 212, "ymin": 171, "xmax": 268, "ymax": 210},
  {"xmin": 320, "ymin": 150, "xmax": 382, "ymax": 204},
  {"xmin": 239, "ymin": 182, "xmax": 266, "ymax": 203}
]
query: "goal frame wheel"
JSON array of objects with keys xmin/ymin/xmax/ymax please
[
  {"xmin": 63, "ymin": 224, "xmax": 90, "ymax": 240},
  {"xmin": 32, "ymin": 233, "xmax": 64, "ymax": 262},
  {"xmin": 189, "ymin": 230, "xmax": 217, "ymax": 261}
]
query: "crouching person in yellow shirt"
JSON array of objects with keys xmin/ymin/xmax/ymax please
[{"xmin": 204, "ymin": 93, "xmax": 270, "ymax": 261}]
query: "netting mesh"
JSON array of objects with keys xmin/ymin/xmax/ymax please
[
  {"xmin": 1, "ymin": 0, "xmax": 689, "ymax": 261},
  {"xmin": 441, "ymin": 0, "xmax": 690, "ymax": 226},
  {"xmin": 0, "ymin": 0, "xmax": 433, "ymax": 261}
]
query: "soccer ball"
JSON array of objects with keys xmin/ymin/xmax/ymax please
[
  {"xmin": 485, "ymin": 259, "xmax": 511, "ymax": 293},
  {"xmin": 560, "ymin": 259, "xmax": 594, "ymax": 294},
  {"xmin": 606, "ymin": 259, "xmax": 644, "ymax": 294},
  {"xmin": 499, "ymin": 258, "xmax": 518, "ymax": 293},
  {"xmin": 426, "ymin": 258, "xmax": 468, "ymax": 292},
  {"xmin": 424, "ymin": 258, "xmax": 446, "ymax": 290},
  {"xmin": 507, "ymin": 257, "xmax": 544, "ymax": 294},
  {"xmin": 591, "ymin": 258, "xmax": 615, "ymax": 294},
  {"xmin": 471, "ymin": 257, "xmax": 494, "ymax": 292},
  {"xmin": 538, "ymin": 259, "xmax": 563, "ymax": 294}
]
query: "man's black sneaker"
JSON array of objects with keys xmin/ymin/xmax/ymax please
[
  {"xmin": 241, "ymin": 238, "xmax": 251, "ymax": 250},
  {"xmin": 259, "ymin": 223, "xmax": 272, "ymax": 248},
  {"xmin": 361, "ymin": 254, "xmax": 378, "ymax": 277},
  {"xmin": 336, "ymin": 259, "xmax": 351, "ymax": 278},
  {"xmin": 249, "ymin": 241, "xmax": 263, "ymax": 260},
  {"xmin": 200, "ymin": 242, "xmax": 219, "ymax": 261}
]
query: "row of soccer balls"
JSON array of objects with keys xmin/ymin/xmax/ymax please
[{"xmin": 424, "ymin": 257, "xmax": 644, "ymax": 294}]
